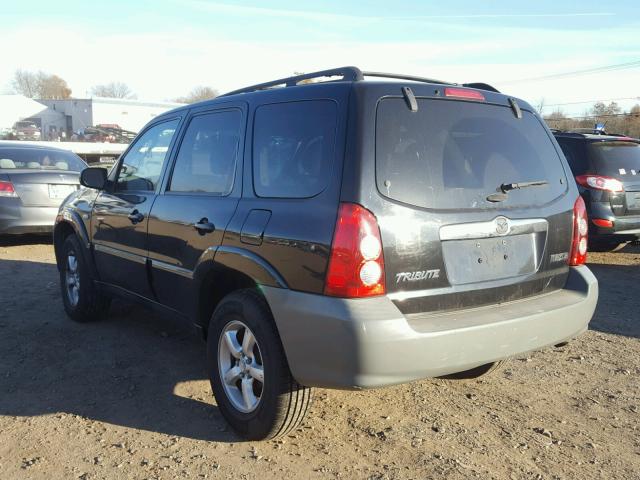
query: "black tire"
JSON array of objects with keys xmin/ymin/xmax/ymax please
[
  {"xmin": 207, "ymin": 289, "xmax": 312, "ymax": 440},
  {"xmin": 59, "ymin": 234, "xmax": 110, "ymax": 322},
  {"xmin": 439, "ymin": 360, "xmax": 506, "ymax": 380}
]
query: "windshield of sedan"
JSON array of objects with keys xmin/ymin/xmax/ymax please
[{"xmin": 0, "ymin": 148, "xmax": 87, "ymax": 172}]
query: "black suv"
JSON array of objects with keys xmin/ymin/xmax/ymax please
[
  {"xmin": 54, "ymin": 67, "xmax": 598, "ymax": 440},
  {"xmin": 553, "ymin": 130, "xmax": 640, "ymax": 250}
]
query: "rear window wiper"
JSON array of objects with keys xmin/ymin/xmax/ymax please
[{"xmin": 487, "ymin": 180, "xmax": 548, "ymax": 202}]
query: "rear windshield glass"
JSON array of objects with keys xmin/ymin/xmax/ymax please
[
  {"xmin": 0, "ymin": 148, "xmax": 87, "ymax": 172},
  {"xmin": 376, "ymin": 99, "xmax": 567, "ymax": 209},
  {"xmin": 588, "ymin": 141, "xmax": 640, "ymax": 177}
]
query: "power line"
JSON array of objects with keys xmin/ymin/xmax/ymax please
[
  {"xmin": 499, "ymin": 59, "xmax": 640, "ymax": 85},
  {"xmin": 544, "ymin": 96, "xmax": 640, "ymax": 107}
]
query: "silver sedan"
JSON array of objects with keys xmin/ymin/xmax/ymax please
[{"xmin": 0, "ymin": 142, "xmax": 88, "ymax": 235}]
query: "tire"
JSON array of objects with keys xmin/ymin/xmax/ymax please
[
  {"xmin": 59, "ymin": 234, "xmax": 110, "ymax": 322},
  {"xmin": 439, "ymin": 360, "xmax": 506, "ymax": 380},
  {"xmin": 207, "ymin": 289, "xmax": 312, "ymax": 440}
]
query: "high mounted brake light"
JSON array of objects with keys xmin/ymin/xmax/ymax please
[
  {"xmin": 569, "ymin": 196, "xmax": 588, "ymax": 266},
  {"xmin": 0, "ymin": 180, "xmax": 18, "ymax": 198},
  {"xmin": 325, "ymin": 203, "xmax": 385, "ymax": 298},
  {"xmin": 575, "ymin": 174, "xmax": 624, "ymax": 193},
  {"xmin": 444, "ymin": 87, "xmax": 485, "ymax": 101}
]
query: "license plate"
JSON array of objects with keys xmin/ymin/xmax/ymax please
[
  {"xmin": 442, "ymin": 234, "xmax": 538, "ymax": 285},
  {"xmin": 48, "ymin": 184, "xmax": 77, "ymax": 199}
]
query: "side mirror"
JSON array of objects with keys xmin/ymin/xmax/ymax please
[{"xmin": 80, "ymin": 167, "xmax": 108, "ymax": 190}]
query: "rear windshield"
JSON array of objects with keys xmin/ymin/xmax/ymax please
[
  {"xmin": 0, "ymin": 148, "xmax": 87, "ymax": 172},
  {"xmin": 376, "ymin": 98, "xmax": 568, "ymax": 210},
  {"xmin": 588, "ymin": 141, "xmax": 640, "ymax": 177}
]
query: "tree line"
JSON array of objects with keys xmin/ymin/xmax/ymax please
[
  {"xmin": 10, "ymin": 69, "xmax": 218, "ymax": 104},
  {"xmin": 542, "ymin": 101, "xmax": 640, "ymax": 138}
]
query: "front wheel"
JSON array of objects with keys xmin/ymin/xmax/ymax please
[
  {"xmin": 59, "ymin": 235, "xmax": 110, "ymax": 322},
  {"xmin": 207, "ymin": 290, "xmax": 312, "ymax": 440}
]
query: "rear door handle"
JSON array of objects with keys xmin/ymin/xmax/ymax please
[
  {"xmin": 194, "ymin": 218, "xmax": 216, "ymax": 235},
  {"xmin": 127, "ymin": 210, "xmax": 144, "ymax": 224}
]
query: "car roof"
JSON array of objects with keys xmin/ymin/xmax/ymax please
[
  {"xmin": 0, "ymin": 141, "xmax": 77, "ymax": 154},
  {"xmin": 552, "ymin": 132, "xmax": 639, "ymax": 143}
]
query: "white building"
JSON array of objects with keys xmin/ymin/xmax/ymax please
[
  {"xmin": 0, "ymin": 94, "xmax": 184, "ymax": 140},
  {"xmin": 38, "ymin": 97, "xmax": 184, "ymax": 136}
]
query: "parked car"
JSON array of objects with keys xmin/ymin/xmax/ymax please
[
  {"xmin": 53, "ymin": 67, "xmax": 598, "ymax": 440},
  {"xmin": 553, "ymin": 130, "xmax": 640, "ymax": 250},
  {"xmin": 0, "ymin": 143, "xmax": 87, "ymax": 235},
  {"xmin": 13, "ymin": 121, "xmax": 41, "ymax": 141}
]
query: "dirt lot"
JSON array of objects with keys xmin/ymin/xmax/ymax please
[{"xmin": 0, "ymin": 237, "xmax": 638, "ymax": 480}]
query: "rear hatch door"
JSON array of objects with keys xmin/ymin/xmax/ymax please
[{"xmin": 373, "ymin": 95, "xmax": 573, "ymax": 314}]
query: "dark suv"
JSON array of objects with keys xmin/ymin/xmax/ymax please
[
  {"xmin": 553, "ymin": 130, "xmax": 640, "ymax": 250},
  {"xmin": 54, "ymin": 67, "xmax": 598, "ymax": 440}
]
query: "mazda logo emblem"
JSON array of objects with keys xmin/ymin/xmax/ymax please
[{"xmin": 495, "ymin": 216, "xmax": 510, "ymax": 235}]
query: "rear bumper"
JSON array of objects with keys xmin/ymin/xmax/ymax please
[
  {"xmin": 0, "ymin": 202, "xmax": 58, "ymax": 234},
  {"xmin": 263, "ymin": 266, "xmax": 598, "ymax": 389}
]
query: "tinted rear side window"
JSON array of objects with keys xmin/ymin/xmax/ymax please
[
  {"xmin": 588, "ymin": 141, "xmax": 640, "ymax": 177},
  {"xmin": 376, "ymin": 99, "xmax": 567, "ymax": 209},
  {"xmin": 253, "ymin": 100, "xmax": 337, "ymax": 198}
]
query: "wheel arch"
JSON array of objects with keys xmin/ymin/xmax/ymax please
[
  {"xmin": 53, "ymin": 211, "xmax": 91, "ymax": 271},
  {"xmin": 193, "ymin": 246, "xmax": 289, "ymax": 338}
]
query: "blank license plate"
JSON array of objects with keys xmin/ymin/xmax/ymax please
[{"xmin": 48, "ymin": 184, "xmax": 77, "ymax": 199}]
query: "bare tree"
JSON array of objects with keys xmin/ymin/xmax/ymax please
[
  {"xmin": 174, "ymin": 86, "xmax": 218, "ymax": 104},
  {"xmin": 13, "ymin": 70, "xmax": 45, "ymax": 98},
  {"xmin": 12, "ymin": 69, "xmax": 72, "ymax": 99},
  {"xmin": 90, "ymin": 82, "xmax": 136, "ymax": 99},
  {"xmin": 534, "ymin": 98, "xmax": 546, "ymax": 115}
]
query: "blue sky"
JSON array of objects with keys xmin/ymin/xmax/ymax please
[{"xmin": 1, "ymin": 0, "xmax": 639, "ymax": 115}]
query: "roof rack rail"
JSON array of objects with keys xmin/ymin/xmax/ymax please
[
  {"xmin": 220, "ymin": 66, "xmax": 494, "ymax": 97},
  {"xmin": 220, "ymin": 66, "xmax": 364, "ymax": 97},
  {"xmin": 360, "ymin": 71, "xmax": 452, "ymax": 86}
]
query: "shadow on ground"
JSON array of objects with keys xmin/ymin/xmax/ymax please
[
  {"xmin": 0, "ymin": 234, "xmax": 53, "ymax": 247},
  {"xmin": 0, "ymin": 257, "xmax": 237, "ymax": 442},
  {"xmin": 587, "ymin": 262, "xmax": 640, "ymax": 339}
]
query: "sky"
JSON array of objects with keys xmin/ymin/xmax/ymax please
[{"xmin": 1, "ymin": 0, "xmax": 639, "ymax": 116}]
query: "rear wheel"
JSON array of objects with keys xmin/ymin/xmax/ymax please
[
  {"xmin": 439, "ymin": 360, "xmax": 506, "ymax": 380},
  {"xmin": 207, "ymin": 290, "xmax": 312, "ymax": 440},
  {"xmin": 59, "ymin": 235, "xmax": 110, "ymax": 322}
]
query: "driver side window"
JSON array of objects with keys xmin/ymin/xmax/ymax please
[{"xmin": 116, "ymin": 119, "xmax": 179, "ymax": 191}]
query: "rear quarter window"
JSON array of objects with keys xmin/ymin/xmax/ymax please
[
  {"xmin": 376, "ymin": 98, "xmax": 568, "ymax": 210},
  {"xmin": 252, "ymin": 100, "xmax": 337, "ymax": 198}
]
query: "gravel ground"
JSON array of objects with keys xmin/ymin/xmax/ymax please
[{"xmin": 0, "ymin": 237, "xmax": 638, "ymax": 480}]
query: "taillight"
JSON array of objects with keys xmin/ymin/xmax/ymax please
[
  {"xmin": 575, "ymin": 174, "xmax": 623, "ymax": 192},
  {"xmin": 592, "ymin": 218, "xmax": 613, "ymax": 228},
  {"xmin": 324, "ymin": 203, "xmax": 385, "ymax": 298},
  {"xmin": 0, "ymin": 180, "xmax": 18, "ymax": 198},
  {"xmin": 569, "ymin": 196, "xmax": 588, "ymax": 266},
  {"xmin": 444, "ymin": 87, "xmax": 485, "ymax": 101}
]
